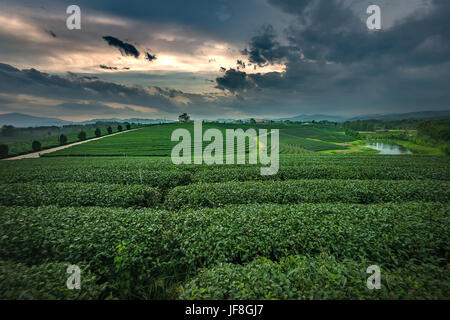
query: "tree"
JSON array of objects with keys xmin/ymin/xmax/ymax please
[
  {"xmin": 249, "ymin": 118, "xmax": 256, "ymax": 124},
  {"xmin": 118, "ymin": 125, "xmax": 123, "ymax": 132},
  {"xmin": 178, "ymin": 113, "xmax": 190, "ymax": 122},
  {"xmin": 0, "ymin": 144, "xmax": 8, "ymax": 158},
  {"xmin": 1, "ymin": 125, "xmax": 15, "ymax": 137},
  {"xmin": 78, "ymin": 131, "xmax": 87, "ymax": 141},
  {"xmin": 126, "ymin": 124, "xmax": 131, "ymax": 130},
  {"xmin": 107, "ymin": 126, "xmax": 113, "ymax": 134},
  {"xmin": 95, "ymin": 128, "xmax": 101, "ymax": 137},
  {"xmin": 32, "ymin": 140, "xmax": 42, "ymax": 152},
  {"xmin": 59, "ymin": 134, "xmax": 68, "ymax": 145}
]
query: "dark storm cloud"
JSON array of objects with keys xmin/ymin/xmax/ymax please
[
  {"xmin": 102, "ymin": 36, "xmax": 140, "ymax": 58},
  {"xmin": 0, "ymin": 95, "xmax": 15, "ymax": 105},
  {"xmin": 241, "ymin": 25, "xmax": 292, "ymax": 67},
  {"xmin": 236, "ymin": 60, "xmax": 245, "ymax": 69},
  {"xmin": 66, "ymin": 72, "xmax": 99, "ymax": 81},
  {"xmin": 0, "ymin": 62, "xmax": 248, "ymax": 120},
  {"xmin": 47, "ymin": 30, "xmax": 56, "ymax": 38},
  {"xmin": 1, "ymin": 0, "xmax": 449, "ymax": 118},
  {"xmin": 215, "ymin": 68, "xmax": 255, "ymax": 93},
  {"xmin": 57, "ymin": 0, "xmax": 289, "ymax": 42},
  {"xmin": 99, "ymin": 65, "xmax": 118, "ymax": 70},
  {"xmin": 57, "ymin": 102, "xmax": 143, "ymax": 117},
  {"xmin": 267, "ymin": 0, "xmax": 450, "ymax": 65},
  {"xmin": 215, "ymin": 0, "xmax": 450, "ymax": 115},
  {"xmin": 145, "ymin": 52, "xmax": 157, "ymax": 62},
  {"xmin": 0, "ymin": 63, "xmax": 179, "ymax": 112}
]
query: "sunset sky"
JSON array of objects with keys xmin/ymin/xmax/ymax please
[{"xmin": 0, "ymin": 0, "xmax": 449, "ymax": 121}]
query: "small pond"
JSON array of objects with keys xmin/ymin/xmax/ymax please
[{"xmin": 365, "ymin": 142, "xmax": 413, "ymax": 155}]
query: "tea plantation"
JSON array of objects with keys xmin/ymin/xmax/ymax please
[{"xmin": 0, "ymin": 153, "xmax": 449, "ymax": 299}]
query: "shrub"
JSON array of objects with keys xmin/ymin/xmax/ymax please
[
  {"xmin": 0, "ymin": 183, "xmax": 161, "ymax": 208},
  {"xmin": 1, "ymin": 156, "xmax": 449, "ymax": 187},
  {"xmin": 0, "ymin": 260, "xmax": 108, "ymax": 299},
  {"xmin": 0, "ymin": 166, "xmax": 194, "ymax": 189},
  {"xmin": 0, "ymin": 144, "xmax": 8, "ymax": 158},
  {"xmin": 181, "ymin": 255, "xmax": 449, "ymax": 300},
  {"xmin": 95, "ymin": 128, "xmax": 101, "ymax": 137},
  {"xmin": 165, "ymin": 179, "xmax": 450, "ymax": 209},
  {"xmin": 0, "ymin": 203, "xmax": 447, "ymax": 299},
  {"xmin": 59, "ymin": 134, "xmax": 68, "ymax": 145},
  {"xmin": 31, "ymin": 140, "xmax": 41, "ymax": 152},
  {"xmin": 78, "ymin": 131, "xmax": 87, "ymax": 141}
]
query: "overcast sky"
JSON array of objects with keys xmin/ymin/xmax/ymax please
[{"xmin": 0, "ymin": 0, "xmax": 448, "ymax": 120}]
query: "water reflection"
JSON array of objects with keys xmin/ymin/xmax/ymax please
[{"xmin": 365, "ymin": 142, "xmax": 413, "ymax": 155}]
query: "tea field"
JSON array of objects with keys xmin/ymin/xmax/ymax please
[
  {"xmin": 45, "ymin": 122, "xmax": 357, "ymax": 157},
  {"xmin": 0, "ymin": 151, "xmax": 449, "ymax": 300}
]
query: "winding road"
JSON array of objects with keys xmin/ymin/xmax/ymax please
[{"xmin": 4, "ymin": 128, "xmax": 141, "ymax": 160}]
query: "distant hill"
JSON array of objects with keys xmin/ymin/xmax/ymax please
[
  {"xmin": 1, "ymin": 110, "xmax": 449, "ymax": 128},
  {"xmin": 349, "ymin": 110, "xmax": 450, "ymax": 121},
  {"xmin": 0, "ymin": 113, "xmax": 173, "ymax": 127},
  {"xmin": 276, "ymin": 114, "xmax": 347, "ymax": 122},
  {"xmin": 0, "ymin": 113, "xmax": 72, "ymax": 127},
  {"xmin": 217, "ymin": 118, "xmax": 246, "ymax": 123},
  {"xmin": 276, "ymin": 111, "xmax": 450, "ymax": 122},
  {"xmin": 79, "ymin": 118, "xmax": 173, "ymax": 125}
]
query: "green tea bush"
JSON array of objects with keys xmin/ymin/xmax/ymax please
[
  {"xmin": 0, "ymin": 156, "xmax": 448, "ymax": 187},
  {"xmin": 192, "ymin": 164, "xmax": 450, "ymax": 182},
  {"xmin": 0, "ymin": 206, "xmax": 176, "ymax": 299},
  {"xmin": 0, "ymin": 260, "xmax": 107, "ymax": 299},
  {"xmin": 168, "ymin": 203, "xmax": 449, "ymax": 270},
  {"xmin": 165, "ymin": 179, "xmax": 450, "ymax": 209},
  {"xmin": 0, "ymin": 167, "xmax": 193, "ymax": 190},
  {"xmin": 0, "ymin": 183, "xmax": 161, "ymax": 208},
  {"xmin": 0, "ymin": 203, "xmax": 447, "ymax": 299},
  {"xmin": 180, "ymin": 255, "xmax": 449, "ymax": 300}
]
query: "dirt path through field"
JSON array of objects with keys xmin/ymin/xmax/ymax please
[{"xmin": 3, "ymin": 128, "xmax": 142, "ymax": 160}]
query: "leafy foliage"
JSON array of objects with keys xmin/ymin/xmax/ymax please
[
  {"xmin": 0, "ymin": 260, "xmax": 107, "ymax": 299},
  {"xmin": 0, "ymin": 144, "xmax": 8, "ymax": 158},
  {"xmin": 181, "ymin": 255, "xmax": 449, "ymax": 300},
  {"xmin": 1, "ymin": 156, "xmax": 448, "ymax": 186},
  {"xmin": 78, "ymin": 131, "xmax": 87, "ymax": 141},
  {"xmin": 0, "ymin": 147, "xmax": 448, "ymax": 299},
  {"xmin": 166, "ymin": 179, "xmax": 450, "ymax": 209},
  {"xmin": 95, "ymin": 128, "xmax": 101, "ymax": 138},
  {"xmin": 31, "ymin": 140, "xmax": 41, "ymax": 152},
  {"xmin": 0, "ymin": 202, "xmax": 447, "ymax": 299},
  {"xmin": 59, "ymin": 134, "xmax": 67, "ymax": 145},
  {"xmin": 0, "ymin": 183, "xmax": 161, "ymax": 208}
]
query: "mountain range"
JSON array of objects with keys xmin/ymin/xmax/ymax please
[
  {"xmin": 348, "ymin": 110, "xmax": 450, "ymax": 121},
  {"xmin": 0, "ymin": 113, "xmax": 172, "ymax": 128},
  {"xmin": 1, "ymin": 110, "xmax": 449, "ymax": 128},
  {"xmin": 0, "ymin": 113, "xmax": 72, "ymax": 127}
]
